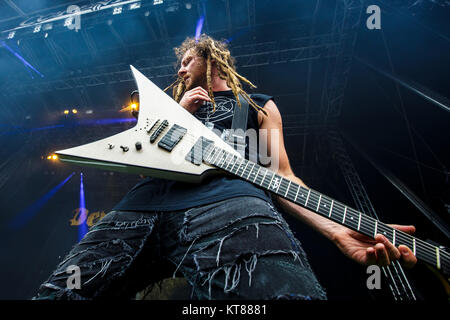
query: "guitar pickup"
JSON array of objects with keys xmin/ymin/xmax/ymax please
[
  {"xmin": 158, "ymin": 124, "xmax": 187, "ymax": 152},
  {"xmin": 149, "ymin": 120, "xmax": 169, "ymax": 143}
]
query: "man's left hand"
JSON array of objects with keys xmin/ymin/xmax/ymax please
[{"xmin": 333, "ymin": 224, "xmax": 417, "ymax": 268}]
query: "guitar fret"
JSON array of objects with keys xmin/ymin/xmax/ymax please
[
  {"xmin": 220, "ymin": 153, "xmax": 230, "ymax": 167},
  {"xmin": 294, "ymin": 185, "xmax": 300, "ymax": 202},
  {"xmin": 212, "ymin": 148, "xmax": 222, "ymax": 164},
  {"xmin": 234, "ymin": 159, "xmax": 242, "ymax": 174},
  {"xmin": 205, "ymin": 147, "xmax": 215, "ymax": 162},
  {"xmin": 236, "ymin": 159, "xmax": 246, "ymax": 175},
  {"xmin": 253, "ymin": 167, "xmax": 260, "ymax": 183},
  {"xmin": 413, "ymin": 238, "xmax": 416, "ymax": 256},
  {"xmin": 316, "ymin": 194, "xmax": 322, "ymax": 212},
  {"xmin": 328, "ymin": 200, "xmax": 334, "ymax": 218},
  {"xmin": 260, "ymin": 169, "xmax": 268, "ymax": 186},
  {"xmin": 285, "ymin": 180, "xmax": 291, "ymax": 198},
  {"xmin": 374, "ymin": 220, "xmax": 378, "ymax": 238},
  {"xmin": 230, "ymin": 156, "xmax": 239, "ymax": 172},
  {"xmin": 357, "ymin": 213, "xmax": 361, "ymax": 231},
  {"xmin": 436, "ymin": 247, "xmax": 441, "ymax": 270},
  {"xmin": 392, "ymin": 229, "xmax": 396, "ymax": 247},
  {"xmin": 275, "ymin": 177, "xmax": 282, "ymax": 193},
  {"xmin": 342, "ymin": 206, "xmax": 347, "ymax": 224},
  {"xmin": 305, "ymin": 189, "xmax": 311, "ymax": 206},
  {"xmin": 225, "ymin": 154, "xmax": 236, "ymax": 171},
  {"xmin": 268, "ymin": 173, "xmax": 275, "ymax": 190},
  {"xmin": 246, "ymin": 163, "xmax": 255, "ymax": 179},
  {"xmin": 220, "ymin": 151, "xmax": 228, "ymax": 167},
  {"xmin": 241, "ymin": 161, "xmax": 250, "ymax": 177}
]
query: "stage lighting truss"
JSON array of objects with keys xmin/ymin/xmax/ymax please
[{"xmin": 0, "ymin": 0, "xmax": 156, "ymax": 42}]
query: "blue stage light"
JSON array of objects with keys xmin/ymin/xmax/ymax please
[
  {"xmin": 8, "ymin": 172, "xmax": 75, "ymax": 229},
  {"xmin": 0, "ymin": 40, "xmax": 44, "ymax": 78},
  {"xmin": 78, "ymin": 173, "xmax": 88, "ymax": 242}
]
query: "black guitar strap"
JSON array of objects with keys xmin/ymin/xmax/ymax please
[{"xmin": 223, "ymin": 94, "xmax": 249, "ymax": 151}]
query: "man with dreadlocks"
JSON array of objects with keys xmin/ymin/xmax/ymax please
[{"xmin": 34, "ymin": 35, "xmax": 416, "ymax": 300}]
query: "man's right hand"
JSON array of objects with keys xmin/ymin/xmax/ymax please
[{"xmin": 179, "ymin": 86, "xmax": 211, "ymax": 113}]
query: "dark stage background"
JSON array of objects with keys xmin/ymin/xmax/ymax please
[{"xmin": 0, "ymin": 0, "xmax": 448, "ymax": 300}]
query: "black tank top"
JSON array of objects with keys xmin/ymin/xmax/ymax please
[{"xmin": 113, "ymin": 90, "xmax": 273, "ymax": 212}]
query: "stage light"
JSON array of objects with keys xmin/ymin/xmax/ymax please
[
  {"xmin": 46, "ymin": 154, "xmax": 58, "ymax": 161},
  {"xmin": 72, "ymin": 109, "xmax": 78, "ymax": 114},
  {"xmin": 130, "ymin": 2, "xmax": 141, "ymax": 10},
  {"xmin": 78, "ymin": 172, "xmax": 88, "ymax": 241},
  {"xmin": 131, "ymin": 103, "xmax": 138, "ymax": 110},
  {"xmin": 7, "ymin": 31, "xmax": 15, "ymax": 39},
  {"xmin": 33, "ymin": 25, "xmax": 41, "ymax": 33},
  {"xmin": 153, "ymin": 0, "xmax": 163, "ymax": 5},
  {"xmin": 0, "ymin": 41, "xmax": 44, "ymax": 78},
  {"xmin": 113, "ymin": 6, "xmax": 123, "ymax": 15},
  {"xmin": 64, "ymin": 17, "xmax": 73, "ymax": 27},
  {"xmin": 85, "ymin": 109, "xmax": 93, "ymax": 114},
  {"xmin": 8, "ymin": 172, "xmax": 75, "ymax": 229},
  {"xmin": 43, "ymin": 23, "xmax": 53, "ymax": 31},
  {"xmin": 64, "ymin": 110, "xmax": 69, "ymax": 114},
  {"xmin": 195, "ymin": 16, "xmax": 204, "ymax": 41}
]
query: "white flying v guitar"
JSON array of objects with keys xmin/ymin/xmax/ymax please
[{"xmin": 55, "ymin": 66, "xmax": 449, "ymax": 278}]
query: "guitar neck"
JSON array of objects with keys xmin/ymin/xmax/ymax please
[{"xmin": 202, "ymin": 144, "xmax": 449, "ymax": 276}]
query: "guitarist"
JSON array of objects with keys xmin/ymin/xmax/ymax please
[{"xmin": 34, "ymin": 34, "xmax": 417, "ymax": 300}]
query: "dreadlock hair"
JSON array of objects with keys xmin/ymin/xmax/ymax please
[{"xmin": 165, "ymin": 34, "xmax": 267, "ymax": 115}]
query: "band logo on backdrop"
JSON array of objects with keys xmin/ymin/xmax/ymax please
[{"xmin": 69, "ymin": 208, "xmax": 106, "ymax": 229}]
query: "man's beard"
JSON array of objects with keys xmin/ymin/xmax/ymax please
[{"xmin": 185, "ymin": 73, "xmax": 207, "ymax": 91}]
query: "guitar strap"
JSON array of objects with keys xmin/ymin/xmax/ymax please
[{"xmin": 223, "ymin": 94, "xmax": 249, "ymax": 151}]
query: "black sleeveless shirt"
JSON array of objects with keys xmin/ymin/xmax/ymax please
[{"xmin": 113, "ymin": 90, "xmax": 273, "ymax": 212}]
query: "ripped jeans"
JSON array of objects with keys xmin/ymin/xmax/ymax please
[{"xmin": 34, "ymin": 196, "xmax": 327, "ymax": 300}]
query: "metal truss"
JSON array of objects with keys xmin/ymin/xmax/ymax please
[
  {"xmin": 4, "ymin": 33, "xmax": 340, "ymax": 96},
  {"xmin": 328, "ymin": 128, "xmax": 417, "ymax": 301},
  {"xmin": 319, "ymin": 0, "xmax": 365, "ymax": 119}
]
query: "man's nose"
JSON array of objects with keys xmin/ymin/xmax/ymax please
[{"xmin": 178, "ymin": 67, "xmax": 186, "ymax": 78}]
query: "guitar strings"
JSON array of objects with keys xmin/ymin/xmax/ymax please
[
  {"xmin": 137, "ymin": 120, "xmax": 448, "ymax": 269},
  {"xmin": 212, "ymin": 148, "xmax": 449, "ymax": 268}
]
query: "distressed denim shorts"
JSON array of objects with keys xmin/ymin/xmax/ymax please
[{"xmin": 34, "ymin": 196, "xmax": 327, "ymax": 300}]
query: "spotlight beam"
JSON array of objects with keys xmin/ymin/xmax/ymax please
[
  {"xmin": 357, "ymin": 57, "xmax": 450, "ymax": 113},
  {"xmin": 0, "ymin": 40, "xmax": 44, "ymax": 78},
  {"xmin": 78, "ymin": 173, "xmax": 88, "ymax": 241},
  {"xmin": 8, "ymin": 172, "xmax": 75, "ymax": 229},
  {"xmin": 195, "ymin": 16, "xmax": 204, "ymax": 40}
]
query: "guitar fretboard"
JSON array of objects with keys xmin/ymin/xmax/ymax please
[{"xmin": 202, "ymin": 144, "xmax": 449, "ymax": 275}]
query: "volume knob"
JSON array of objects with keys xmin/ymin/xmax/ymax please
[{"xmin": 135, "ymin": 142, "xmax": 142, "ymax": 150}]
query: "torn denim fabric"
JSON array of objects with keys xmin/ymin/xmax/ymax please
[{"xmin": 33, "ymin": 196, "xmax": 326, "ymax": 300}]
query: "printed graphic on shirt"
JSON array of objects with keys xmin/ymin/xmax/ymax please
[{"xmin": 194, "ymin": 96, "xmax": 236, "ymax": 124}]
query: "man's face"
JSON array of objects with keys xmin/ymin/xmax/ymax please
[{"xmin": 178, "ymin": 49, "xmax": 207, "ymax": 90}]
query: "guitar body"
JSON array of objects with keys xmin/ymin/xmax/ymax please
[{"xmin": 56, "ymin": 66, "xmax": 239, "ymax": 183}]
